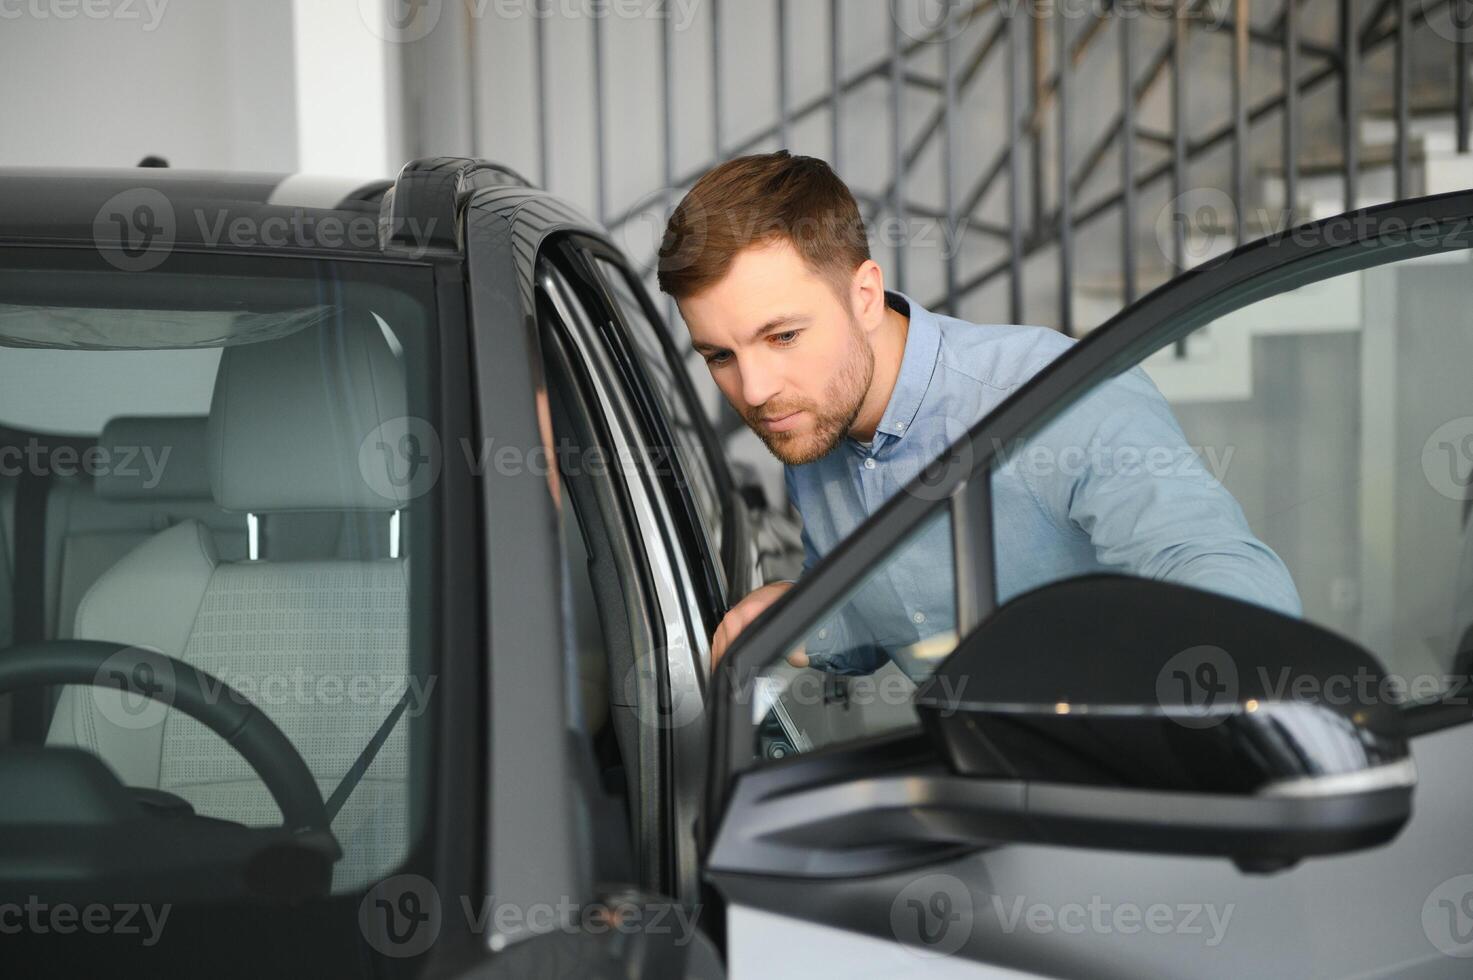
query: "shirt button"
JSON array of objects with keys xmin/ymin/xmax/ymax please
[
  {"xmin": 818, "ymin": 628, "xmax": 829, "ymax": 639},
  {"xmin": 912, "ymin": 611, "xmax": 926, "ymax": 624},
  {"xmin": 863, "ymin": 458, "xmax": 876, "ymax": 470},
  {"xmin": 895, "ymin": 421, "xmax": 906, "ymax": 430}
]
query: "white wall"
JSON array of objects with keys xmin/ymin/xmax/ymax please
[
  {"xmin": 0, "ymin": 0, "xmax": 299, "ymax": 171},
  {"xmin": 291, "ymin": 0, "xmax": 398, "ymax": 178}
]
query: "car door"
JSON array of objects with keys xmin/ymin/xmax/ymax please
[{"xmin": 703, "ymin": 191, "xmax": 1473, "ymax": 978}]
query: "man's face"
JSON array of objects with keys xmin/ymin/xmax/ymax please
[{"xmin": 679, "ymin": 239, "xmax": 874, "ymax": 466}]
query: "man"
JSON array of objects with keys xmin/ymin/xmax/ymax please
[{"xmin": 657, "ymin": 151, "xmax": 1300, "ymax": 678}]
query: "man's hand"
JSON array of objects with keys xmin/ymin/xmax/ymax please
[{"xmin": 710, "ymin": 581, "xmax": 809, "ymax": 671}]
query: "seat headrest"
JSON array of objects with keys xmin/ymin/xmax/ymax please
[
  {"xmin": 207, "ymin": 317, "xmax": 408, "ymax": 513},
  {"xmin": 94, "ymin": 415, "xmax": 212, "ymax": 501}
]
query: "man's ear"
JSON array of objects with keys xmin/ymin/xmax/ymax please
[{"xmin": 850, "ymin": 259, "xmax": 887, "ymax": 335}]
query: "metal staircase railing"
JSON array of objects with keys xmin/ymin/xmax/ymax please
[{"xmin": 590, "ymin": 0, "xmax": 1473, "ymax": 342}]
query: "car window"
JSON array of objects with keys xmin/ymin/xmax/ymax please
[
  {"xmin": 748, "ymin": 507, "xmax": 956, "ymax": 758},
  {"xmin": 0, "ymin": 247, "xmax": 439, "ymax": 899},
  {"xmin": 989, "ymin": 243, "xmax": 1473, "ymax": 710},
  {"xmin": 740, "ymin": 223, "xmax": 1473, "ymax": 764},
  {"xmin": 589, "ymin": 255, "xmax": 728, "ymax": 591}
]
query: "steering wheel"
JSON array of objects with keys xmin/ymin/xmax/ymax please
[{"xmin": 0, "ymin": 640, "xmax": 328, "ymax": 833}]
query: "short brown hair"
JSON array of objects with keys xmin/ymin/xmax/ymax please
[{"xmin": 656, "ymin": 151, "xmax": 871, "ymax": 301}]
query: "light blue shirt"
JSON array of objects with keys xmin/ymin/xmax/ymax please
[{"xmin": 784, "ymin": 290, "xmax": 1302, "ymax": 679}]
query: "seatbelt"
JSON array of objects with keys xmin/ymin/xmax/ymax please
[
  {"xmin": 324, "ymin": 686, "xmax": 412, "ymax": 823},
  {"xmin": 9, "ymin": 468, "xmax": 50, "ymax": 743}
]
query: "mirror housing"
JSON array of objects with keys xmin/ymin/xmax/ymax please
[{"xmin": 913, "ymin": 575, "xmax": 1413, "ymax": 868}]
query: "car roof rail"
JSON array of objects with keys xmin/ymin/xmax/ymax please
[{"xmin": 381, "ymin": 157, "xmax": 533, "ymax": 253}]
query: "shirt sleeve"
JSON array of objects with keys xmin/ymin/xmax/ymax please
[{"xmin": 1013, "ymin": 365, "xmax": 1303, "ymax": 617}]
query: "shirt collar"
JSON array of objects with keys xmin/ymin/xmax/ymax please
[{"xmin": 872, "ymin": 289, "xmax": 941, "ymax": 441}]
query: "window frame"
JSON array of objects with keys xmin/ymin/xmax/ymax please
[
  {"xmin": 0, "ymin": 241, "xmax": 484, "ymax": 972},
  {"xmin": 710, "ymin": 193, "xmax": 1473, "ymax": 814},
  {"xmin": 534, "ymin": 250, "xmax": 710, "ymax": 906},
  {"xmin": 561, "ymin": 237, "xmax": 736, "ymax": 616}
]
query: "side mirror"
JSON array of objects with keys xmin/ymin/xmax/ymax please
[
  {"xmin": 913, "ymin": 575, "xmax": 1413, "ymax": 871},
  {"xmin": 705, "ymin": 576, "xmax": 1414, "ymax": 882}
]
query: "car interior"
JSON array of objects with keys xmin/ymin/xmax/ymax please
[{"xmin": 0, "ymin": 289, "xmax": 425, "ymax": 895}]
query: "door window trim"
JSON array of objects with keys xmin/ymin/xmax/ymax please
[
  {"xmin": 562, "ymin": 237, "xmax": 736, "ymax": 612},
  {"xmin": 538, "ymin": 256, "xmax": 708, "ymax": 904}
]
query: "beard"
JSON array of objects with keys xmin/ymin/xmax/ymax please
[{"xmin": 743, "ymin": 318, "xmax": 875, "ymax": 466}]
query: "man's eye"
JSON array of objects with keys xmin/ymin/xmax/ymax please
[
  {"xmin": 771, "ymin": 330, "xmax": 799, "ymax": 346},
  {"xmin": 706, "ymin": 351, "xmax": 731, "ymax": 366}
]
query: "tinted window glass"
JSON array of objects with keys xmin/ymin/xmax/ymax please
[{"xmin": 0, "ymin": 249, "xmax": 437, "ymax": 901}]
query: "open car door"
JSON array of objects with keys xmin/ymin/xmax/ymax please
[{"xmin": 703, "ymin": 190, "xmax": 1473, "ymax": 978}]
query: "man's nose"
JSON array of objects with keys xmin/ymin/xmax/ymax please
[{"xmin": 739, "ymin": 356, "xmax": 782, "ymax": 411}]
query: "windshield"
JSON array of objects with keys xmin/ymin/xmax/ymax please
[{"xmin": 0, "ymin": 246, "xmax": 441, "ymax": 962}]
